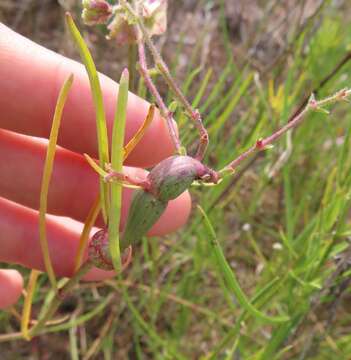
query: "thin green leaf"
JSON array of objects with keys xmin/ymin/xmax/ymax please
[
  {"xmin": 69, "ymin": 314, "xmax": 79, "ymax": 360},
  {"xmin": 109, "ymin": 69, "xmax": 129, "ymax": 271},
  {"xmin": 65, "ymin": 12, "xmax": 110, "ymax": 223}
]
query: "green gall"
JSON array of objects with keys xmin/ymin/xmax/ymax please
[{"xmin": 121, "ymin": 190, "xmax": 167, "ymax": 249}]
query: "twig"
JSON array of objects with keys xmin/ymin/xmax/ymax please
[
  {"xmin": 137, "ymin": 40, "xmax": 181, "ymax": 153},
  {"xmin": 220, "ymin": 88, "xmax": 351, "ymax": 175},
  {"xmin": 121, "ymin": 0, "xmax": 209, "ymax": 160},
  {"xmin": 216, "ymin": 50, "xmax": 351, "ymax": 186}
]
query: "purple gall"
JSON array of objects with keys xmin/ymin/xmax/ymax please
[
  {"xmin": 88, "ymin": 229, "xmax": 132, "ymax": 271},
  {"xmin": 147, "ymin": 155, "xmax": 218, "ymax": 202}
]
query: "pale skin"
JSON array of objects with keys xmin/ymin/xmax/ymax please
[{"xmin": 0, "ymin": 24, "xmax": 191, "ymax": 309}]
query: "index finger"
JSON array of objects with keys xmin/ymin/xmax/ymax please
[{"xmin": 0, "ymin": 23, "xmax": 175, "ymax": 168}]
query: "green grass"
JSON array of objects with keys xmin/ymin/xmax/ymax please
[{"xmin": 1, "ymin": 2, "xmax": 351, "ymax": 359}]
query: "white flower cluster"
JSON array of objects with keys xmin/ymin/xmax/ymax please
[{"xmin": 82, "ymin": 0, "xmax": 167, "ymax": 44}]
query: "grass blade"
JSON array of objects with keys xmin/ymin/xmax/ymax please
[
  {"xmin": 109, "ymin": 69, "xmax": 129, "ymax": 271},
  {"xmin": 198, "ymin": 205, "xmax": 289, "ymax": 324},
  {"xmin": 39, "ymin": 74, "xmax": 74, "ymax": 288},
  {"xmin": 65, "ymin": 12, "xmax": 110, "ymax": 223},
  {"xmin": 192, "ymin": 68, "xmax": 213, "ymax": 108},
  {"xmin": 68, "ymin": 314, "xmax": 79, "ymax": 360}
]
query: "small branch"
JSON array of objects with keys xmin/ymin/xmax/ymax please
[
  {"xmin": 220, "ymin": 88, "xmax": 351, "ymax": 175},
  {"xmin": 137, "ymin": 40, "xmax": 181, "ymax": 153},
  {"xmin": 219, "ymin": 51, "xmax": 351, "ymax": 186},
  {"xmin": 121, "ymin": 0, "xmax": 209, "ymax": 160}
]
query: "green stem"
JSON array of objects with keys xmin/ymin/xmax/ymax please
[
  {"xmin": 109, "ymin": 69, "xmax": 129, "ymax": 271},
  {"xmin": 66, "ymin": 13, "xmax": 110, "ymax": 223},
  {"xmin": 121, "ymin": 0, "xmax": 208, "ymax": 160},
  {"xmin": 128, "ymin": 44, "xmax": 137, "ymax": 93}
]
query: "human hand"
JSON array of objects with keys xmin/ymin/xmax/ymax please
[{"xmin": 0, "ymin": 24, "xmax": 191, "ymax": 309}]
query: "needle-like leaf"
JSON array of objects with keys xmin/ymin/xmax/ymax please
[{"xmin": 39, "ymin": 74, "xmax": 74, "ymax": 288}]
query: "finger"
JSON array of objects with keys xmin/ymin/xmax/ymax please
[
  {"xmin": 0, "ymin": 269, "xmax": 23, "ymax": 309},
  {"xmin": 0, "ymin": 23, "xmax": 175, "ymax": 168},
  {"xmin": 0, "ymin": 195, "xmax": 190, "ymax": 280},
  {"xmin": 0, "ymin": 129, "xmax": 191, "ymax": 234},
  {"xmin": 0, "ymin": 197, "xmax": 115, "ymax": 280}
]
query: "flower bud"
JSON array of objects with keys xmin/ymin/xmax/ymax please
[
  {"xmin": 82, "ymin": 0, "xmax": 113, "ymax": 26},
  {"xmin": 147, "ymin": 155, "xmax": 218, "ymax": 202}
]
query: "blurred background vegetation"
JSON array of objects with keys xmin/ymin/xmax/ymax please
[{"xmin": 1, "ymin": 0, "xmax": 351, "ymax": 358}]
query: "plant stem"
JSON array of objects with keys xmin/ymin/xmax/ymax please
[
  {"xmin": 128, "ymin": 44, "xmax": 137, "ymax": 93},
  {"xmin": 220, "ymin": 88, "xmax": 351, "ymax": 175},
  {"xmin": 109, "ymin": 69, "xmax": 129, "ymax": 272},
  {"xmin": 137, "ymin": 40, "xmax": 181, "ymax": 153},
  {"xmin": 66, "ymin": 13, "xmax": 110, "ymax": 223},
  {"xmin": 27, "ymin": 261, "xmax": 94, "ymax": 339},
  {"xmin": 141, "ymin": 31, "xmax": 209, "ymax": 160},
  {"xmin": 121, "ymin": 0, "xmax": 208, "ymax": 159}
]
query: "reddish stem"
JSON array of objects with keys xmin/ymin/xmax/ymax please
[
  {"xmin": 140, "ymin": 26, "xmax": 209, "ymax": 160},
  {"xmin": 122, "ymin": 0, "xmax": 208, "ymax": 160},
  {"xmin": 137, "ymin": 40, "xmax": 181, "ymax": 154},
  {"xmin": 220, "ymin": 88, "xmax": 351, "ymax": 175}
]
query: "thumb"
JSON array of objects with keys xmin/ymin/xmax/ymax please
[{"xmin": 0, "ymin": 269, "xmax": 23, "ymax": 309}]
